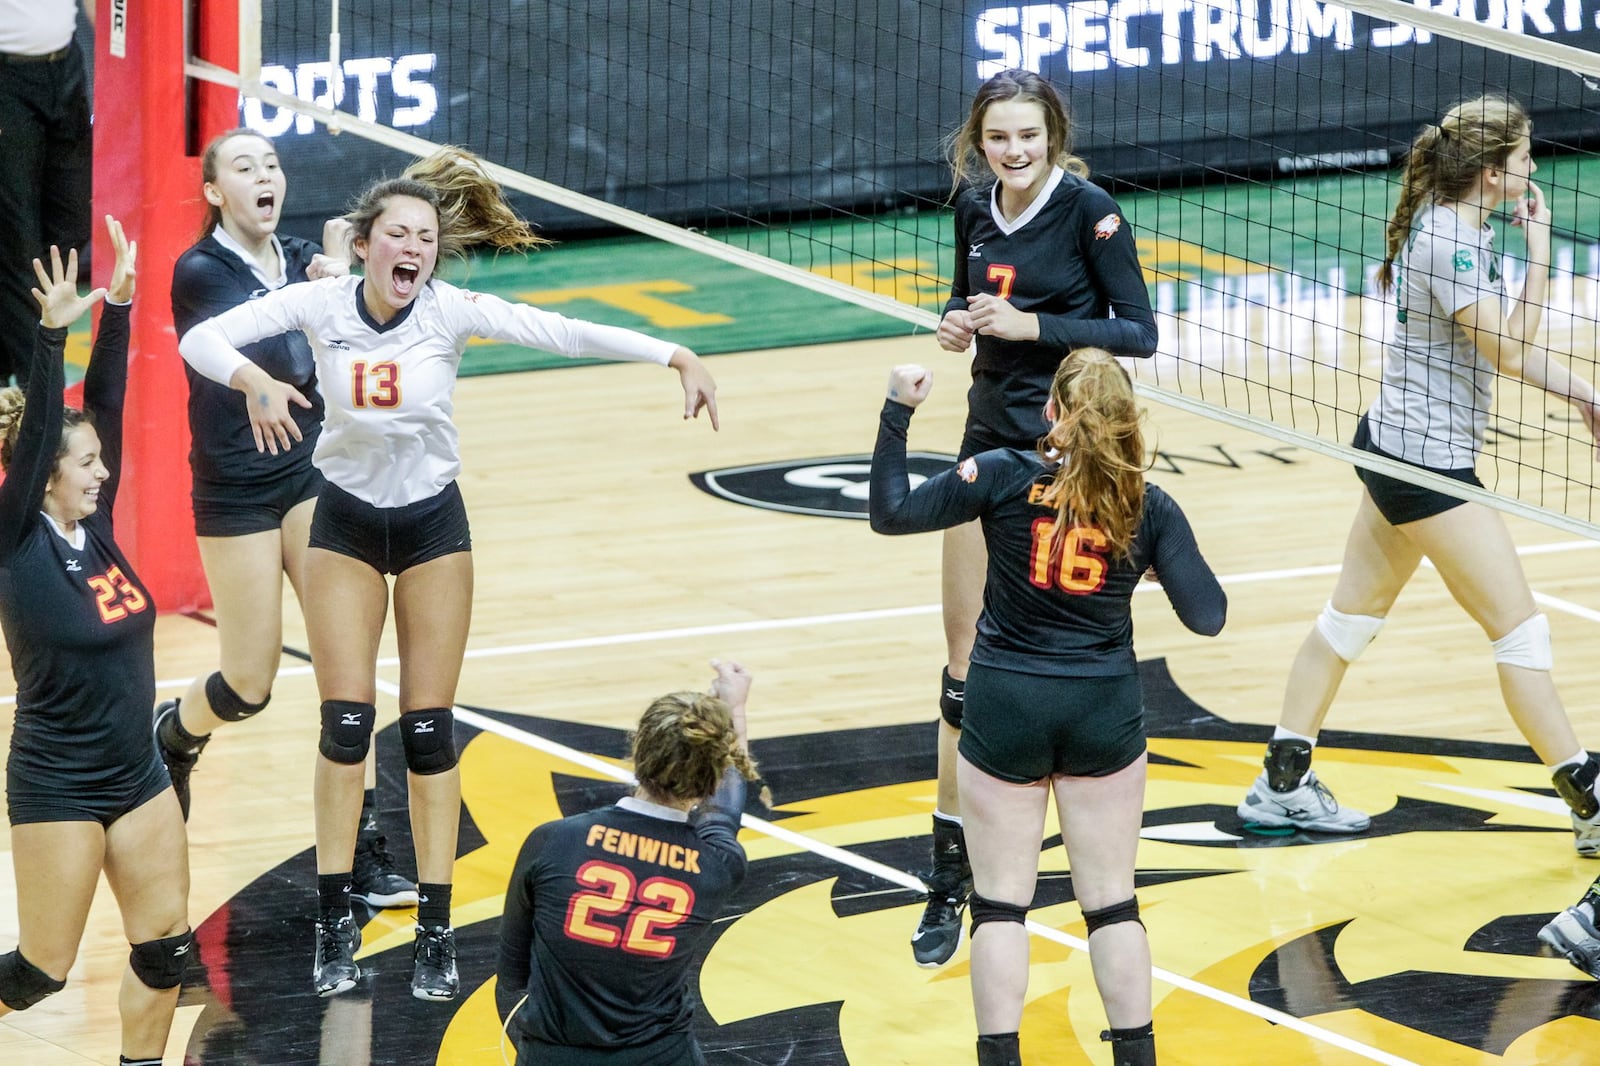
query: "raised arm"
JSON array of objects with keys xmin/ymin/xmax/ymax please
[
  {"xmin": 699, "ymin": 659, "xmax": 754, "ymax": 829},
  {"xmin": 0, "ymin": 247, "xmax": 106, "ymax": 558},
  {"xmin": 82, "ymin": 218, "xmax": 136, "ymax": 517},
  {"xmin": 869, "ymin": 366, "xmax": 993, "ymax": 535}
]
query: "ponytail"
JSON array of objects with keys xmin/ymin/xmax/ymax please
[{"xmin": 1036, "ymin": 349, "xmax": 1146, "ymax": 560}]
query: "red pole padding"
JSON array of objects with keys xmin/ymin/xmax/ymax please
[{"xmin": 92, "ymin": 0, "xmax": 240, "ymax": 611}]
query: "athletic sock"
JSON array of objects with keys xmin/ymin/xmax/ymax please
[
  {"xmin": 418, "ymin": 882, "xmax": 452, "ymax": 928},
  {"xmin": 976, "ymin": 1033, "xmax": 1022, "ymax": 1066},
  {"xmin": 318, "ymin": 872, "xmax": 352, "ymax": 923},
  {"xmin": 1271, "ymin": 725, "xmax": 1317, "ymax": 748}
]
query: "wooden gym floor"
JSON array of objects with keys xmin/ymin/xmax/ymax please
[{"xmin": 4, "ymin": 302, "xmax": 1600, "ymax": 1063}]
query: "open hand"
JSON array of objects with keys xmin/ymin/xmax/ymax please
[
  {"xmin": 31, "ymin": 246, "xmax": 106, "ymax": 330},
  {"xmin": 105, "ymin": 215, "xmax": 137, "ymax": 304}
]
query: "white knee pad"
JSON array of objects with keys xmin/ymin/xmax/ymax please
[
  {"xmin": 1492, "ymin": 613, "xmax": 1552, "ymax": 670},
  {"xmin": 1314, "ymin": 602, "xmax": 1385, "ymax": 663}
]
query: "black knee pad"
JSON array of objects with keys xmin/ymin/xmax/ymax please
[
  {"xmin": 1083, "ymin": 896, "xmax": 1143, "ymax": 935},
  {"xmin": 400, "ymin": 707, "xmax": 457, "ymax": 775},
  {"xmin": 969, "ymin": 892, "xmax": 1029, "ymax": 935},
  {"xmin": 0, "ymin": 949, "xmax": 65, "ymax": 1010},
  {"xmin": 206, "ymin": 671, "xmax": 270, "ymax": 723},
  {"xmin": 129, "ymin": 930, "xmax": 194, "ymax": 990},
  {"xmin": 939, "ymin": 666, "xmax": 965, "ymax": 729},
  {"xmin": 320, "ymin": 700, "xmax": 376, "ymax": 764}
]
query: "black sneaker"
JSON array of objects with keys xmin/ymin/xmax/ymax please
[
  {"xmin": 312, "ymin": 915, "xmax": 362, "ymax": 997},
  {"xmin": 154, "ymin": 700, "xmax": 207, "ymax": 821},
  {"xmin": 911, "ymin": 875, "xmax": 971, "ymax": 968},
  {"xmin": 351, "ymin": 832, "xmax": 419, "ymax": 908},
  {"xmin": 411, "ymin": 925, "xmax": 459, "ymax": 1001}
]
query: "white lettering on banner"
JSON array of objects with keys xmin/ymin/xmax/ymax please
[
  {"xmin": 974, "ymin": 0, "xmax": 1590, "ymax": 75},
  {"xmin": 110, "ymin": 0, "xmax": 127, "ymax": 59},
  {"xmin": 242, "ymin": 53, "xmax": 439, "ymax": 137}
]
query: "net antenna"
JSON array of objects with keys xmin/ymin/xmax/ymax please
[{"xmin": 187, "ymin": 0, "xmax": 1600, "ymax": 540}]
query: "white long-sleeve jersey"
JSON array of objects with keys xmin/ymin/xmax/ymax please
[{"xmin": 179, "ymin": 276, "xmax": 677, "ymax": 507}]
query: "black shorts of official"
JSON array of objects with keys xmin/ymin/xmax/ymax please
[
  {"xmin": 7, "ymin": 753, "xmax": 172, "ymax": 827},
  {"xmin": 517, "ymin": 1030, "xmax": 705, "ymax": 1066},
  {"xmin": 308, "ymin": 480, "xmax": 472, "ymax": 576},
  {"xmin": 191, "ymin": 463, "xmax": 326, "ymax": 538},
  {"xmin": 959, "ymin": 663, "xmax": 1146, "ymax": 783},
  {"xmin": 1352, "ymin": 415, "xmax": 1481, "ymax": 526}
]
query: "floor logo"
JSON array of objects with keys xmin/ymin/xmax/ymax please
[{"xmin": 689, "ymin": 453, "xmax": 955, "ymax": 519}]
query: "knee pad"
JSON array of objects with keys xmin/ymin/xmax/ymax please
[
  {"xmin": 968, "ymin": 893, "xmax": 1029, "ymax": 934},
  {"xmin": 400, "ymin": 707, "xmax": 457, "ymax": 775},
  {"xmin": 1314, "ymin": 602, "xmax": 1384, "ymax": 663},
  {"xmin": 129, "ymin": 930, "xmax": 194, "ymax": 990},
  {"xmin": 319, "ymin": 700, "xmax": 376, "ymax": 764},
  {"xmin": 206, "ymin": 671, "xmax": 270, "ymax": 723},
  {"xmin": 1082, "ymin": 896, "xmax": 1143, "ymax": 935},
  {"xmin": 1493, "ymin": 613, "xmax": 1553, "ymax": 670},
  {"xmin": 939, "ymin": 667, "xmax": 965, "ymax": 730},
  {"xmin": 0, "ymin": 949, "xmax": 65, "ymax": 1010}
]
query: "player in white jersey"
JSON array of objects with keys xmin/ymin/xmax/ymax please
[
  {"xmin": 179, "ymin": 149, "xmax": 720, "ymax": 1002},
  {"xmin": 1235, "ymin": 98, "xmax": 1600, "ymax": 861}
]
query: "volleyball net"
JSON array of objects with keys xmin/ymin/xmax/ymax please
[{"xmin": 185, "ymin": 0, "xmax": 1600, "ymax": 538}]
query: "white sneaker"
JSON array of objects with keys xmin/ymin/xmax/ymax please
[
  {"xmin": 1574, "ymin": 812, "xmax": 1600, "ymax": 859},
  {"xmin": 1539, "ymin": 903, "xmax": 1600, "ymax": 980},
  {"xmin": 1237, "ymin": 770, "xmax": 1371, "ymax": 833}
]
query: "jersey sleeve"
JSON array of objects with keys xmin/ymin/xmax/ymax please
[
  {"xmin": 869, "ymin": 400, "xmax": 1000, "ymax": 534},
  {"xmin": 81, "ymin": 302, "xmax": 132, "ymax": 518},
  {"xmin": 171, "ymin": 247, "xmax": 247, "ymax": 340},
  {"xmin": 449, "ymin": 287, "xmax": 676, "ymax": 364},
  {"xmin": 1036, "ymin": 188, "xmax": 1157, "ymax": 357},
  {"xmin": 178, "ymin": 280, "xmax": 322, "ymax": 385},
  {"xmin": 944, "ymin": 196, "xmax": 973, "ymax": 315},
  {"xmin": 0, "ymin": 325, "xmax": 67, "ymax": 560},
  {"xmin": 495, "ymin": 826, "xmax": 545, "ymax": 1029},
  {"xmin": 1144, "ymin": 485, "xmax": 1226, "ymax": 636},
  {"xmin": 691, "ymin": 767, "xmax": 750, "ymax": 885},
  {"xmin": 1419, "ymin": 227, "xmax": 1495, "ymax": 316}
]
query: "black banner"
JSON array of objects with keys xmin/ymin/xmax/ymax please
[{"xmin": 243, "ymin": 0, "xmax": 1600, "ymax": 240}]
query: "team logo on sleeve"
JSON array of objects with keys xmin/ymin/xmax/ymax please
[
  {"xmin": 1093, "ymin": 213, "xmax": 1123, "ymax": 240},
  {"xmin": 957, "ymin": 458, "xmax": 978, "ymax": 483},
  {"xmin": 1453, "ymin": 249, "xmax": 1475, "ymax": 272},
  {"xmin": 690, "ymin": 453, "xmax": 956, "ymax": 518}
]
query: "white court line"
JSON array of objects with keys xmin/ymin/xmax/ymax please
[
  {"xmin": 121, "ymin": 534, "xmax": 1600, "ymax": 699},
  {"xmin": 94, "ymin": 536, "xmax": 1600, "ymax": 1061},
  {"xmin": 436, "ymin": 683, "xmax": 1419, "ymax": 1066}
]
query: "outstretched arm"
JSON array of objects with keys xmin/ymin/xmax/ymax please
[
  {"xmin": 0, "ymin": 247, "xmax": 105, "ymax": 557},
  {"xmin": 178, "ymin": 286, "xmax": 315, "ymax": 455},
  {"xmin": 82, "ymin": 217, "xmax": 135, "ymax": 516}
]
